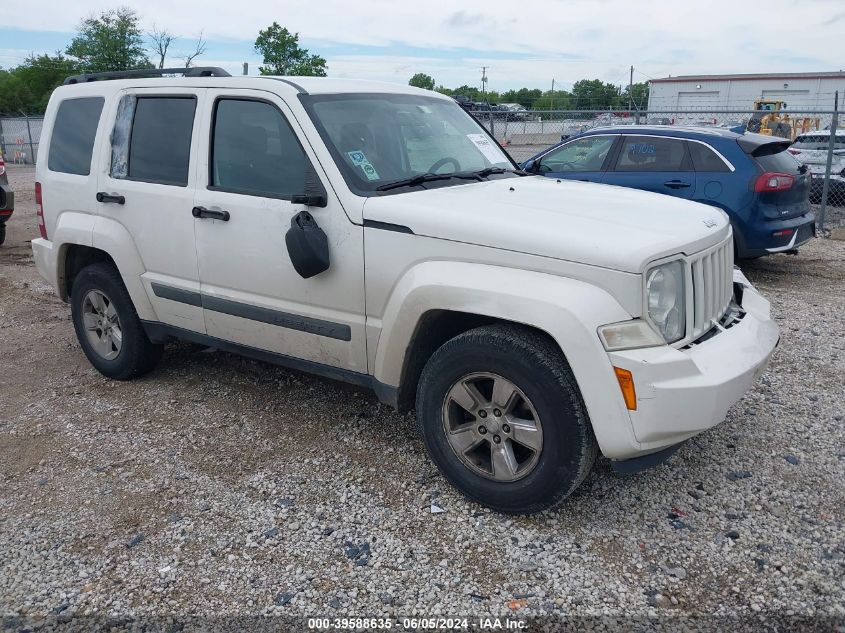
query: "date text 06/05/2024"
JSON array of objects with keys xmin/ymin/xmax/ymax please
[{"xmin": 307, "ymin": 616, "xmax": 527, "ymax": 630}]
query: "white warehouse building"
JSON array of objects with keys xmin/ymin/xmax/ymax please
[{"xmin": 647, "ymin": 71, "xmax": 845, "ymax": 111}]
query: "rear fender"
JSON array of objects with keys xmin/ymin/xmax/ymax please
[{"xmin": 91, "ymin": 216, "xmax": 156, "ymax": 321}]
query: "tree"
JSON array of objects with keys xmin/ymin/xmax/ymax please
[
  {"xmin": 0, "ymin": 54, "xmax": 81, "ymax": 114},
  {"xmin": 409, "ymin": 73, "xmax": 435, "ymax": 90},
  {"xmin": 451, "ymin": 84, "xmax": 482, "ymax": 102},
  {"xmin": 254, "ymin": 23, "xmax": 326, "ymax": 76},
  {"xmin": 531, "ymin": 90, "xmax": 572, "ymax": 111},
  {"xmin": 500, "ymin": 88, "xmax": 542, "ymax": 108},
  {"xmin": 66, "ymin": 8, "xmax": 152, "ymax": 72},
  {"xmin": 571, "ymin": 79, "xmax": 621, "ymax": 110},
  {"xmin": 149, "ymin": 25, "xmax": 176, "ymax": 69},
  {"xmin": 182, "ymin": 31, "xmax": 207, "ymax": 68},
  {"xmin": 622, "ymin": 81, "xmax": 650, "ymax": 110}
]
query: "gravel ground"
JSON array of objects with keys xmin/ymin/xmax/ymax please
[{"xmin": 1, "ymin": 165, "xmax": 844, "ymax": 631}]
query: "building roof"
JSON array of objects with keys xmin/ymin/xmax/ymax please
[{"xmin": 651, "ymin": 71, "xmax": 845, "ymax": 83}]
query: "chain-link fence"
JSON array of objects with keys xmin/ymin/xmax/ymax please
[
  {"xmin": 0, "ymin": 116, "xmax": 43, "ymax": 165},
  {"xmin": 474, "ymin": 107, "xmax": 843, "ymax": 230},
  {"xmin": 4, "ymin": 106, "xmax": 843, "ymax": 229}
]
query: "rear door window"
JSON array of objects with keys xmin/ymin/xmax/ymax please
[
  {"xmin": 48, "ymin": 97, "xmax": 104, "ymax": 175},
  {"xmin": 614, "ymin": 136, "xmax": 690, "ymax": 171},
  {"xmin": 688, "ymin": 142, "xmax": 730, "ymax": 172},
  {"xmin": 114, "ymin": 97, "xmax": 197, "ymax": 186}
]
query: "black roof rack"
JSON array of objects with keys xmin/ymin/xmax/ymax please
[{"xmin": 63, "ymin": 67, "xmax": 231, "ymax": 85}]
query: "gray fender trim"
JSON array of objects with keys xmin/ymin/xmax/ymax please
[{"xmin": 141, "ymin": 321, "xmax": 398, "ymax": 407}]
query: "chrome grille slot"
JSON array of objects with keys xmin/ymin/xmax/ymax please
[{"xmin": 689, "ymin": 237, "xmax": 733, "ymax": 341}]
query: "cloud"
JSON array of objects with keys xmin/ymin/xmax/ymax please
[
  {"xmin": 1, "ymin": 0, "xmax": 843, "ymax": 89},
  {"xmin": 445, "ymin": 11, "xmax": 489, "ymax": 29}
]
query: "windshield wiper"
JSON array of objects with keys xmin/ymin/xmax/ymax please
[
  {"xmin": 375, "ymin": 172, "xmax": 479, "ymax": 191},
  {"xmin": 470, "ymin": 166, "xmax": 531, "ymax": 178},
  {"xmin": 472, "ymin": 166, "xmax": 507, "ymax": 178}
]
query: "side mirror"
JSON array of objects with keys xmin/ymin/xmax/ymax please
[
  {"xmin": 291, "ymin": 194, "xmax": 327, "ymax": 207},
  {"xmin": 285, "ymin": 210, "xmax": 330, "ymax": 278}
]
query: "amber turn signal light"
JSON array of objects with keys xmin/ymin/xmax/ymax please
[{"xmin": 613, "ymin": 367, "xmax": 637, "ymax": 411}]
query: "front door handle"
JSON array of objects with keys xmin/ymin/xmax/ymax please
[
  {"xmin": 192, "ymin": 206, "xmax": 230, "ymax": 221},
  {"xmin": 663, "ymin": 180, "xmax": 691, "ymax": 189},
  {"xmin": 96, "ymin": 192, "xmax": 125, "ymax": 204}
]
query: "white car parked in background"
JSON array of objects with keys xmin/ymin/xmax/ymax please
[
  {"xmin": 790, "ymin": 130, "xmax": 845, "ymax": 204},
  {"xmin": 32, "ymin": 68, "xmax": 779, "ymax": 513}
]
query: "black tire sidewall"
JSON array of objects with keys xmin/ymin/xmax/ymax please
[
  {"xmin": 417, "ymin": 331, "xmax": 592, "ymax": 513},
  {"xmin": 70, "ymin": 264, "xmax": 148, "ymax": 378}
]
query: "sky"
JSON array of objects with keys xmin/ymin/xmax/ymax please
[{"xmin": 2, "ymin": 0, "xmax": 844, "ymax": 92}]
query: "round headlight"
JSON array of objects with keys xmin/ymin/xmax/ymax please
[{"xmin": 646, "ymin": 261, "xmax": 686, "ymax": 343}]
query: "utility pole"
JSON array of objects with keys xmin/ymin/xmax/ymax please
[
  {"xmin": 551, "ymin": 78, "xmax": 555, "ymax": 110},
  {"xmin": 481, "ymin": 66, "xmax": 488, "ymax": 100},
  {"xmin": 628, "ymin": 65, "xmax": 634, "ymax": 111}
]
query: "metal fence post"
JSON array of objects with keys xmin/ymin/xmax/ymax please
[
  {"xmin": 25, "ymin": 115, "xmax": 35, "ymax": 165},
  {"xmin": 818, "ymin": 90, "xmax": 839, "ymax": 233}
]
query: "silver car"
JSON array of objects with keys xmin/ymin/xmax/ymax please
[{"xmin": 790, "ymin": 131, "xmax": 845, "ymax": 205}]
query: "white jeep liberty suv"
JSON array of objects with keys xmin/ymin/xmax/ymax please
[{"xmin": 32, "ymin": 68, "xmax": 779, "ymax": 513}]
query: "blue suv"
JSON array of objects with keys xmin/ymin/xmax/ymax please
[{"xmin": 522, "ymin": 126, "xmax": 815, "ymax": 258}]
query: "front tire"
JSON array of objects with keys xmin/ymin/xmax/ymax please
[
  {"xmin": 0, "ymin": 224, "xmax": 6, "ymax": 245},
  {"xmin": 70, "ymin": 262, "xmax": 162, "ymax": 379},
  {"xmin": 416, "ymin": 324, "xmax": 597, "ymax": 514}
]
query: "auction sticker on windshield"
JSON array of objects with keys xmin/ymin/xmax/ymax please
[
  {"xmin": 347, "ymin": 150, "xmax": 380, "ymax": 181},
  {"xmin": 466, "ymin": 133, "xmax": 504, "ymax": 163}
]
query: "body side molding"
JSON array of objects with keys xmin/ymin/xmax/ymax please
[{"xmin": 150, "ymin": 283, "xmax": 352, "ymax": 341}]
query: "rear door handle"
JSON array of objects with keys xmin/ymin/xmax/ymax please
[
  {"xmin": 192, "ymin": 206, "xmax": 230, "ymax": 221},
  {"xmin": 96, "ymin": 192, "xmax": 125, "ymax": 204},
  {"xmin": 663, "ymin": 180, "xmax": 691, "ymax": 189}
]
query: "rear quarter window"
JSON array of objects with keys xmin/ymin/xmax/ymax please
[
  {"xmin": 688, "ymin": 142, "xmax": 730, "ymax": 172},
  {"xmin": 48, "ymin": 97, "xmax": 105, "ymax": 175}
]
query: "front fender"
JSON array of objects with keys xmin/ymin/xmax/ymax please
[{"xmin": 372, "ymin": 261, "xmax": 640, "ymax": 458}]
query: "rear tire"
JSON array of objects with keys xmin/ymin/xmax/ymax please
[
  {"xmin": 70, "ymin": 262, "xmax": 162, "ymax": 380},
  {"xmin": 416, "ymin": 324, "xmax": 597, "ymax": 514},
  {"xmin": 0, "ymin": 224, "xmax": 5, "ymax": 245}
]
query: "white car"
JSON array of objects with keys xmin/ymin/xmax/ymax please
[
  {"xmin": 32, "ymin": 68, "xmax": 779, "ymax": 513},
  {"xmin": 789, "ymin": 130, "xmax": 845, "ymax": 204}
]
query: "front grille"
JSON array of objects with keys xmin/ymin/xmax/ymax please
[{"xmin": 689, "ymin": 238, "xmax": 733, "ymax": 341}]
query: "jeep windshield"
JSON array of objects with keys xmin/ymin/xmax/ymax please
[{"xmin": 301, "ymin": 93, "xmax": 517, "ymax": 195}]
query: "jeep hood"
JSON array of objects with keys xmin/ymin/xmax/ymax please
[{"xmin": 362, "ymin": 177, "xmax": 730, "ymax": 273}]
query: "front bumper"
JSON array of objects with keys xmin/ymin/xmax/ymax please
[{"xmin": 607, "ymin": 268, "xmax": 779, "ymax": 462}]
